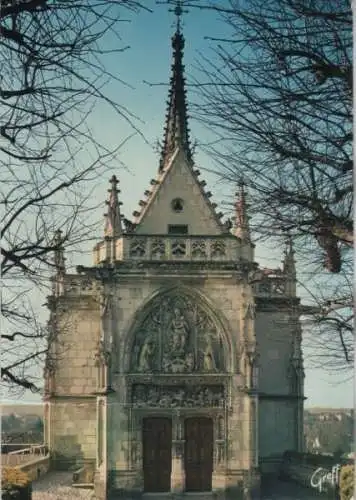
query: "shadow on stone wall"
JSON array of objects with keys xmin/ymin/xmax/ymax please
[{"xmin": 52, "ymin": 435, "xmax": 84, "ymax": 470}]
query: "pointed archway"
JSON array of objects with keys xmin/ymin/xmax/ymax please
[{"xmin": 126, "ymin": 286, "xmax": 232, "ymax": 377}]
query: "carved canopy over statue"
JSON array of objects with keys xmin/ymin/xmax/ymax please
[{"xmin": 130, "ymin": 291, "xmax": 227, "ymax": 374}]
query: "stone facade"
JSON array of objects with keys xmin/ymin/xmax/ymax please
[{"xmin": 44, "ymin": 20, "xmax": 304, "ymax": 500}]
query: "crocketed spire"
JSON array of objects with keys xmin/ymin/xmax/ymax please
[
  {"xmin": 283, "ymin": 235, "xmax": 296, "ymax": 277},
  {"xmin": 234, "ymin": 182, "xmax": 251, "ymax": 241},
  {"xmin": 159, "ymin": 13, "xmax": 192, "ymax": 171},
  {"xmin": 104, "ymin": 175, "xmax": 123, "ymax": 239}
]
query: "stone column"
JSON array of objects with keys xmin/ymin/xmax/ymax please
[
  {"xmin": 171, "ymin": 412, "xmax": 185, "ymax": 493},
  {"xmin": 212, "ymin": 413, "xmax": 227, "ymax": 492},
  {"xmin": 94, "ymin": 397, "xmax": 108, "ymax": 500},
  {"xmin": 44, "ymin": 402, "xmax": 51, "ymax": 450}
]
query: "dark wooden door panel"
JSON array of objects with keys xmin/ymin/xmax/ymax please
[
  {"xmin": 185, "ymin": 417, "xmax": 213, "ymax": 492},
  {"xmin": 143, "ymin": 417, "xmax": 172, "ymax": 492}
]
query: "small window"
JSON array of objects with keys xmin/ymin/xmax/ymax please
[
  {"xmin": 168, "ymin": 224, "xmax": 188, "ymax": 235},
  {"xmin": 171, "ymin": 198, "xmax": 184, "ymax": 213}
]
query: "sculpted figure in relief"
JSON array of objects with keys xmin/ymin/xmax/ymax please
[
  {"xmin": 170, "ymin": 307, "xmax": 189, "ymax": 355},
  {"xmin": 202, "ymin": 334, "xmax": 216, "ymax": 372},
  {"xmin": 147, "ymin": 386, "xmax": 159, "ymax": 405},
  {"xmin": 185, "ymin": 352, "xmax": 195, "ymax": 371},
  {"xmin": 131, "ymin": 384, "xmax": 225, "ymax": 408},
  {"xmin": 130, "ymin": 293, "xmax": 226, "ymax": 374},
  {"xmin": 137, "ymin": 339, "xmax": 155, "ymax": 372}
]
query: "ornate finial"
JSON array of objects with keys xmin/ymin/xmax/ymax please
[
  {"xmin": 285, "ymin": 234, "xmax": 294, "ymax": 255},
  {"xmin": 104, "ymin": 175, "xmax": 123, "ymax": 239},
  {"xmin": 53, "ymin": 229, "xmax": 65, "ymax": 275},
  {"xmin": 283, "ymin": 234, "xmax": 297, "ymax": 296},
  {"xmin": 157, "ymin": 1, "xmax": 188, "ymax": 33},
  {"xmin": 234, "ymin": 180, "xmax": 251, "ymax": 241},
  {"xmin": 157, "ymin": 0, "xmax": 192, "ymax": 171},
  {"xmin": 170, "ymin": 0, "xmax": 188, "ymax": 33}
]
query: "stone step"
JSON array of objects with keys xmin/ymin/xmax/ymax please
[{"xmin": 110, "ymin": 493, "xmax": 216, "ymax": 500}]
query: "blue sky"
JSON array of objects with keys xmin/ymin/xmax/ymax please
[{"xmin": 5, "ymin": 1, "xmax": 353, "ymax": 408}]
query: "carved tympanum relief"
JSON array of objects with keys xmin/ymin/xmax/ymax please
[{"xmin": 130, "ymin": 292, "xmax": 226, "ymax": 374}]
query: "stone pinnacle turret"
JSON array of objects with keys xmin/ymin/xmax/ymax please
[
  {"xmin": 104, "ymin": 175, "xmax": 123, "ymax": 240},
  {"xmin": 234, "ymin": 182, "xmax": 251, "ymax": 241}
]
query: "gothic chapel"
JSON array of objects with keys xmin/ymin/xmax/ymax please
[{"xmin": 45, "ymin": 11, "xmax": 304, "ymax": 500}]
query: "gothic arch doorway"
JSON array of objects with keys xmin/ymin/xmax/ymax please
[{"xmin": 184, "ymin": 417, "xmax": 213, "ymax": 492}]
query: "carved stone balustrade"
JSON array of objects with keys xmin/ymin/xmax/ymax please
[
  {"xmin": 52, "ymin": 274, "xmax": 103, "ymax": 298},
  {"xmin": 253, "ymin": 277, "xmax": 289, "ymax": 298},
  {"xmin": 94, "ymin": 235, "xmax": 251, "ymax": 265}
]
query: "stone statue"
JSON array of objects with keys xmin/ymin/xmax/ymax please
[
  {"xmin": 184, "ymin": 352, "xmax": 195, "ymax": 372},
  {"xmin": 159, "ymin": 391, "xmax": 172, "ymax": 407},
  {"xmin": 202, "ymin": 335, "xmax": 216, "ymax": 372},
  {"xmin": 172, "ymin": 389, "xmax": 185, "ymax": 407},
  {"xmin": 204, "ymin": 388, "xmax": 214, "ymax": 406},
  {"xmin": 213, "ymin": 388, "xmax": 225, "ymax": 407},
  {"xmin": 138, "ymin": 339, "xmax": 155, "ymax": 372},
  {"xmin": 197, "ymin": 389, "xmax": 205, "ymax": 406},
  {"xmin": 147, "ymin": 386, "xmax": 159, "ymax": 405},
  {"xmin": 170, "ymin": 307, "xmax": 189, "ymax": 355}
]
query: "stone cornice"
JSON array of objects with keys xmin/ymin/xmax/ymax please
[
  {"xmin": 255, "ymin": 297, "xmax": 301, "ymax": 309},
  {"xmin": 91, "ymin": 387, "xmax": 116, "ymax": 396},
  {"xmin": 258, "ymin": 393, "xmax": 306, "ymax": 401},
  {"xmin": 43, "ymin": 394, "xmax": 97, "ymax": 401},
  {"xmin": 77, "ymin": 260, "xmax": 255, "ymax": 280},
  {"xmin": 122, "ymin": 233, "xmax": 238, "ymax": 239},
  {"xmin": 46, "ymin": 293, "xmax": 98, "ymax": 308},
  {"xmin": 124, "ymin": 373, "xmax": 233, "ymax": 386}
]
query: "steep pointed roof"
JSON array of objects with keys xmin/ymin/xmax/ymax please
[
  {"xmin": 159, "ymin": 23, "xmax": 192, "ymax": 172},
  {"xmin": 130, "ymin": 10, "xmax": 227, "ymax": 236},
  {"xmin": 104, "ymin": 175, "xmax": 123, "ymax": 238},
  {"xmin": 133, "ymin": 148, "xmax": 226, "ymax": 234}
]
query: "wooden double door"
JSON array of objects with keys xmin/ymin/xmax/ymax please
[{"xmin": 142, "ymin": 416, "xmax": 213, "ymax": 493}]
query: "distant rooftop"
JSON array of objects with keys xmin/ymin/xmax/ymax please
[{"xmin": 305, "ymin": 407, "xmax": 353, "ymax": 414}]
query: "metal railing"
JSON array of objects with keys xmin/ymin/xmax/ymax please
[{"xmin": 8, "ymin": 445, "xmax": 48, "ymax": 457}]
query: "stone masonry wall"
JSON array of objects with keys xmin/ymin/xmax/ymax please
[
  {"xmin": 258, "ymin": 399, "xmax": 296, "ymax": 459},
  {"xmin": 255, "ymin": 308, "xmax": 294, "ymax": 394},
  {"xmin": 54, "ymin": 297, "xmax": 100, "ymax": 395},
  {"xmin": 49, "ymin": 296, "xmax": 100, "ymax": 469},
  {"xmin": 50, "ymin": 399, "xmax": 96, "ymax": 468},
  {"xmin": 255, "ymin": 307, "xmax": 299, "ymax": 461}
]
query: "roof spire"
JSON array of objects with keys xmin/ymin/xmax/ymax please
[
  {"xmin": 52, "ymin": 229, "xmax": 66, "ymax": 296},
  {"xmin": 104, "ymin": 175, "xmax": 123, "ymax": 239},
  {"xmin": 283, "ymin": 235, "xmax": 297, "ymax": 296},
  {"xmin": 172, "ymin": 0, "xmax": 183, "ymax": 33},
  {"xmin": 159, "ymin": 0, "xmax": 192, "ymax": 172},
  {"xmin": 283, "ymin": 234, "xmax": 296, "ymax": 276},
  {"xmin": 234, "ymin": 181, "xmax": 251, "ymax": 241},
  {"xmin": 53, "ymin": 229, "xmax": 66, "ymax": 275}
]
